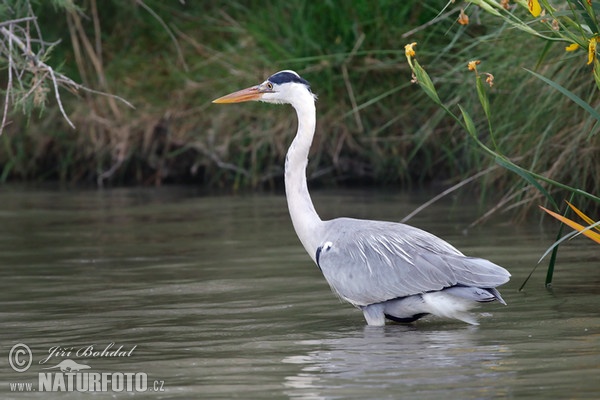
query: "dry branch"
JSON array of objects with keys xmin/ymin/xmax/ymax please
[{"xmin": 0, "ymin": 7, "xmax": 133, "ymax": 136}]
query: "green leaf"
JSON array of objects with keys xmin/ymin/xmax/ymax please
[
  {"xmin": 413, "ymin": 59, "xmax": 441, "ymax": 105},
  {"xmin": 520, "ymin": 220, "xmax": 564, "ymax": 291},
  {"xmin": 458, "ymin": 105, "xmax": 477, "ymax": 138},
  {"xmin": 535, "ymin": 41, "xmax": 553, "ymax": 70},
  {"xmin": 494, "ymin": 156, "xmax": 559, "ymax": 209},
  {"xmin": 467, "ymin": 0, "xmax": 502, "ymax": 16},
  {"xmin": 475, "ymin": 75, "xmax": 491, "ymax": 121},
  {"xmin": 571, "ymin": 0, "xmax": 600, "ymax": 35}
]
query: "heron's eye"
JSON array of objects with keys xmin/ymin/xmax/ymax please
[{"xmin": 266, "ymin": 82, "xmax": 273, "ymax": 90}]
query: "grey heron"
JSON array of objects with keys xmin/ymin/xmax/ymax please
[{"xmin": 213, "ymin": 70, "xmax": 510, "ymax": 326}]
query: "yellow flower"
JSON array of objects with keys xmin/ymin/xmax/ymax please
[
  {"xmin": 565, "ymin": 43, "xmax": 580, "ymax": 52},
  {"xmin": 588, "ymin": 37, "xmax": 598, "ymax": 65},
  {"xmin": 458, "ymin": 9, "xmax": 469, "ymax": 26},
  {"xmin": 405, "ymin": 42, "xmax": 417, "ymax": 58},
  {"xmin": 467, "ymin": 60, "xmax": 481, "ymax": 72},
  {"xmin": 528, "ymin": 0, "xmax": 541, "ymax": 17}
]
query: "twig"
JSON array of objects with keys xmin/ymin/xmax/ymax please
[
  {"xmin": 135, "ymin": 0, "xmax": 188, "ymax": 71},
  {"xmin": 0, "ymin": 25, "xmax": 13, "ymax": 136},
  {"xmin": 97, "ymin": 158, "xmax": 124, "ymax": 187},
  {"xmin": 27, "ymin": 2, "xmax": 44, "ymax": 54},
  {"xmin": 401, "ymin": 165, "xmax": 499, "ymax": 223},
  {"xmin": 47, "ymin": 65, "xmax": 75, "ymax": 129},
  {"xmin": 0, "ymin": 16, "xmax": 36, "ymax": 28},
  {"xmin": 467, "ymin": 188, "xmax": 526, "ymax": 229},
  {"xmin": 401, "ymin": 8, "xmax": 459, "ymax": 38},
  {"xmin": 190, "ymin": 142, "xmax": 251, "ymax": 177},
  {"xmin": 62, "ymin": 82, "xmax": 134, "ymax": 109},
  {"xmin": 208, "ymin": 152, "xmax": 250, "ymax": 177}
]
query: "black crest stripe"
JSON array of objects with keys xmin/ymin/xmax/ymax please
[{"xmin": 268, "ymin": 71, "xmax": 310, "ymax": 86}]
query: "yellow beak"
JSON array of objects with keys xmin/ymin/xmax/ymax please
[{"xmin": 212, "ymin": 86, "xmax": 262, "ymax": 104}]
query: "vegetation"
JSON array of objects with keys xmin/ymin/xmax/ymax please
[
  {"xmin": 404, "ymin": 0, "xmax": 600, "ymax": 287},
  {"xmin": 0, "ymin": 1, "xmax": 598, "ymax": 222}
]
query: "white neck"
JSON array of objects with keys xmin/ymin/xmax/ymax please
[{"xmin": 284, "ymin": 91, "xmax": 322, "ymax": 262}]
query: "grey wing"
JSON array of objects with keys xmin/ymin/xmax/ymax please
[{"xmin": 315, "ymin": 218, "xmax": 510, "ymax": 306}]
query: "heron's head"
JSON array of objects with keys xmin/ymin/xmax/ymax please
[{"xmin": 212, "ymin": 70, "xmax": 316, "ymax": 107}]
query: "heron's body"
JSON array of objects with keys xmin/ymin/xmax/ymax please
[{"xmin": 214, "ymin": 70, "xmax": 510, "ymax": 326}]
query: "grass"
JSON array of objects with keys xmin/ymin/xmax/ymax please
[{"xmin": 0, "ymin": 0, "xmax": 598, "ymax": 222}]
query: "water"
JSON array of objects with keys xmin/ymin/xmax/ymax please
[{"xmin": 0, "ymin": 186, "xmax": 598, "ymax": 399}]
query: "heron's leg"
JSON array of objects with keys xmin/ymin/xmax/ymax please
[{"xmin": 360, "ymin": 303, "xmax": 386, "ymax": 326}]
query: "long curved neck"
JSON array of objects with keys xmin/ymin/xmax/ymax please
[{"xmin": 285, "ymin": 95, "xmax": 322, "ymax": 261}]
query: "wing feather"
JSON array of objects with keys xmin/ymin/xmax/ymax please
[{"xmin": 316, "ymin": 218, "xmax": 510, "ymax": 306}]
